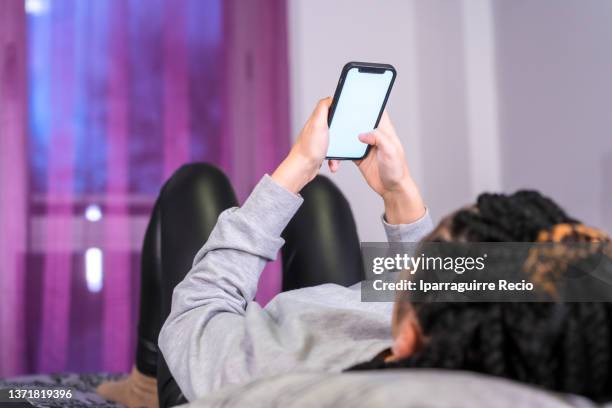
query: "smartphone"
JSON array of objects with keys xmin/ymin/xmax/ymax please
[{"xmin": 326, "ymin": 62, "xmax": 396, "ymax": 160}]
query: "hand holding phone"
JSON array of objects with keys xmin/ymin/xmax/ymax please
[
  {"xmin": 325, "ymin": 62, "xmax": 425, "ymax": 224},
  {"xmin": 326, "ymin": 62, "xmax": 396, "ymax": 160},
  {"xmin": 272, "ymin": 98, "xmax": 332, "ymax": 194}
]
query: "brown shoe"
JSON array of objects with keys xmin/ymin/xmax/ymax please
[{"xmin": 96, "ymin": 366, "xmax": 159, "ymax": 408}]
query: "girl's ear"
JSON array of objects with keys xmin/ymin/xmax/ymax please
[{"xmin": 386, "ymin": 316, "xmax": 420, "ymax": 362}]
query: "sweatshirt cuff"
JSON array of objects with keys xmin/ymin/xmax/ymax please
[
  {"xmin": 239, "ymin": 174, "xmax": 304, "ymax": 238},
  {"xmin": 382, "ymin": 208, "xmax": 434, "ymax": 242}
]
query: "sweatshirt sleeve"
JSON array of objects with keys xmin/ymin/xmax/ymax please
[
  {"xmin": 381, "ymin": 208, "xmax": 434, "ymax": 243},
  {"xmin": 158, "ymin": 174, "xmax": 303, "ymax": 401}
]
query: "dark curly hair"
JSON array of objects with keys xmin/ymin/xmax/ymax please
[{"xmin": 350, "ymin": 190, "xmax": 612, "ymax": 401}]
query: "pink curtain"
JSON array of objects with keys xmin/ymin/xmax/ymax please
[
  {"xmin": 223, "ymin": 0, "xmax": 291, "ymax": 304},
  {"xmin": 0, "ymin": 0, "xmax": 290, "ymax": 377},
  {"xmin": 0, "ymin": 0, "xmax": 28, "ymax": 377}
]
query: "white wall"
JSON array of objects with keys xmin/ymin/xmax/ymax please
[
  {"xmin": 288, "ymin": 0, "xmax": 498, "ymax": 240},
  {"xmin": 287, "ymin": 0, "xmax": 612, "ymax": 240},
  {"xmin": 493, "ymin": 0, "xmax": 612, "ymax": 234}
]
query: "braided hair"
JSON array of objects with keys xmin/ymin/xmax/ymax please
[{"xmin": 351, "ymin": 190, "xmax": 612, "ymax": 401}]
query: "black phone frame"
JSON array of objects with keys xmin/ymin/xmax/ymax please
[{"xmin": 326, "ymin": 61, "xmax": 397, "ymax": 160}]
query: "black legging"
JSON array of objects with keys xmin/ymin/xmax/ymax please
[{"xmin": 135, "ymin": 163, "xmax": 363, "ymax": 407}]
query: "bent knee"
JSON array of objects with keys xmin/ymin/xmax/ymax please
[{"xmin": 160, "ymin": 163, "xmax": 232, "ymax": 200}]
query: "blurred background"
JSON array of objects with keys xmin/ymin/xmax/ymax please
[{"xmin": 1, "ymin": 0, "xmax": 611, "ymax": 380}]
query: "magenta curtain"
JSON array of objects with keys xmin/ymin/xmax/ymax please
[
  {"xmin": 0, "ymin": 0, "xmax": 28, "ymax": 377},
  {"xmin": 223, "ymin": 0, "xmax": 291, "ymax": 304},
  {"xmin": 0, "ymin": 0, "xmax": 290, "ymax": 378}
]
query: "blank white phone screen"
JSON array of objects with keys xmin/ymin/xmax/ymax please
[{"xmin": 327, "ymin": 67, "xmax": 393, "ymax": 158}]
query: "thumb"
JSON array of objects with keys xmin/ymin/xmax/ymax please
[
  {"xmin": 311, "ymin": 97, "xmax": 332, "ymax": 126},
  {"xmin": 358, "ymin": 132, "xmax": 378, "ymax": 146},
  {"xmin": 359, "ymin": 130, "xmax": 392, "ymax": 154},
  {"xmin": 378, "ymin": 110, "xmax": 395, "ymax": 134}
]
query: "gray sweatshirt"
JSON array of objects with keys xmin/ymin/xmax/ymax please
[{"xmin": 158, "ymin": 175, "xmax": 433, "ymax": 402}]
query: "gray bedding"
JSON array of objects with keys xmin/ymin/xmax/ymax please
[
  {"xmin": 2, "ymin": 370, "xmax": 610, "ymax": 407},
  {"xmin": 0, "ymin": 373, "xmax": 124, "ymax": 407},
  {"xmin": 183, "ymin": 369, "xmax": 610, "ymax": 408}
]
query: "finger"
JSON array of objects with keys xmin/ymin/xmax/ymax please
[{"xmin": 328, "ymin": 159, "xmax": 340, "ymax": 173}]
